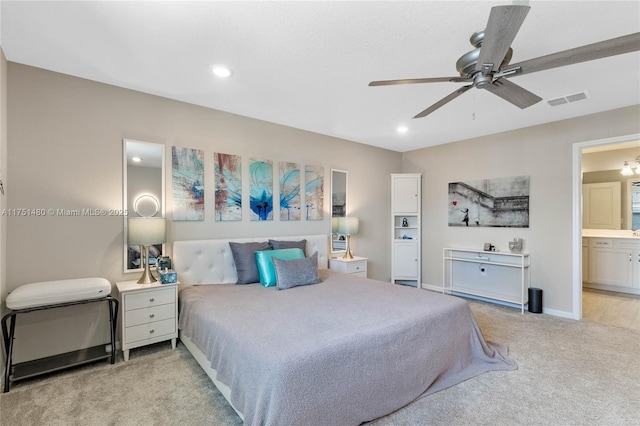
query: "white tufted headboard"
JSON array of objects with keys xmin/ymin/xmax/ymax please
[{"xmin": 172, "ymin": 235, "xmax": 329, "ymax": 287}]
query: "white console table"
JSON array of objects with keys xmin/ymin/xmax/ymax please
[{"xmin": 443, "ymin": 248, "xmax": 531, "ymax": 313}]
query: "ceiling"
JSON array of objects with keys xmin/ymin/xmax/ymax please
[{"xmin": 1, "ymin": 1, "xmax": 639, "ymax": 152}]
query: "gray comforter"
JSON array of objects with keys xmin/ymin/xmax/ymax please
[{"xmin": 178, "ymin": 270, "xmax": 516, "ymax": 426}]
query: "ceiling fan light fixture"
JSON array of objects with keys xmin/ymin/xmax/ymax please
[
  {"xmin": 397, "ymin": 126, "xmax": 408, "ymax": 134},
  {"xmin": 634, "ymin": 161, "xmax": 640, "ymax": 174}
]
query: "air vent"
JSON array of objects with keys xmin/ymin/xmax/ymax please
[{"xmin": 545, "ymin": 91, "xmax": 590, "ymax": 107}]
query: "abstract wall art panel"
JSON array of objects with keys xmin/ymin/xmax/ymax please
[
  {"xmin": 249, "ymin": 158, "xmax": 273, "ymax": 221},
  {"xmin": 279, "ymin": 162, "xmax": 301, "ymax": 221},
  {"xmin": 305, "ymin": 165, "xmax": 324, "ymax": 220},
  {"xmin": 172, "ymin": 146, "xmax": 204, "ymax": 221},
  {"xmin": 214, "ymin": 152, "xmax": 242, "ymax": 221},
  {"xmin": 448, "ymin": 175, "xmax": 530, "ymax": 228}
]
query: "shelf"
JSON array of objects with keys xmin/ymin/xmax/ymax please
[
  {"xmin": 11, "ymin": 345, "xmax": 111, "ymax": 382},
  {"xmin": 448, "ymin": 285, "xmax": 527, "ymax": 306}
]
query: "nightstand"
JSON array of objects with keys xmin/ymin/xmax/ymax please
[
  {"xmin": 116, "ymin": 280, "xmax": 178, "ymax": 362},
  {"xmin": 329, "ymin": 256, "xmax": 368, "ymax": 278}
]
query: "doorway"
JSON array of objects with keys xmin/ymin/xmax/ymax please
[{"xmin": 573, "ymin": 132, "xmax": 640, "ymax": 322}]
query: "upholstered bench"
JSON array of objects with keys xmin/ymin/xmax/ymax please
[{"xmin": 2, "ymin": 278, "xmax": 118, "ymax": 392}]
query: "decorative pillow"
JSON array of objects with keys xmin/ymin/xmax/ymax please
[
  {"xmin": 255, "ymin": 248, "xmax": 305, "ymax": 287},
  {"xmin": 269, "ymin": 239, "xmax": 307, "ymax": 256},
  {"xmin": 229, "ymin": 241, "xmax": 271, "ymax": 284},
  {"xmin": 273, "ymin": 252, "xmax": 320, "ymax": 290}
]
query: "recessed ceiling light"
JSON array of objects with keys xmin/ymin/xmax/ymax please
[
  {"xmin": 212, "ymin": 66, "xmax": 232, "ymax": 78},
  {"xmin": 132, "ymin": 157, "xmax": 142, "ymax": 162},
  {"xmin": 397, "ymin": 126, "xmax": 408, "ymax": 134}
]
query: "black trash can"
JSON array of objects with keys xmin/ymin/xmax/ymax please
[{"xmin": 528, "ymin": 287, "xmax": 543, "ymax": 313}]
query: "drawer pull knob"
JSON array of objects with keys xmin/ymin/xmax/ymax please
[
  {"xmin": 149, "ymin": 314, "xmax": 155, "ymax": 318},
  {"xmin": 149, "ymin": 298, "xmax": 155, "ymax": 302},
  {"xmin": 149, "ymin": 329, "xmax": 155, "ymax": 334}
]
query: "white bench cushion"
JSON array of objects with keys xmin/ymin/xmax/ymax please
[{"xmin": 6, "ymin": 278, "xmax": 112, "ymax": 310}]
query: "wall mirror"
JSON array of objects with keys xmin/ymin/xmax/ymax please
[
  {"xmin": 582, "ymin": 143, "xmax": 640, "ymax": 230},
  {"xmin": 123, "ymin": 139, "xmax": 165, "ymax": 273},
  {"xmin": 331, "ymin": 169, "xmax": 347, "ymax": 254}
]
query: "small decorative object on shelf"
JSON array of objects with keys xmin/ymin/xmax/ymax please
[
  {"xmin": 509, "ymin": 238, "xmax": 523, "ymax": 253},
  {"xmin": 483, "ymin": 243, "xmax": 495, "ymax": 252},
  {"xmin": 159, "ymin": 269, "xmax": 177, "ymax": 284},
  {"xmin": 402, "ymin": 218, "xmax": 409, "ymax": 227}
]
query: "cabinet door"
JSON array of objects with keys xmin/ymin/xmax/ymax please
[
  {"xmin": 589, "ymin": 248, "xmax": 632, "ymax": 287},
  {"xmin": 583, "ymin": 182, "xmax": 621, "ymax": 229},
  {"xmin": 393, "ymin": 242, "xmax": 418, "ymax": 279},
  {"xmin": 393, "ymin": 176, "xmax": 419, "ymax": 214}
]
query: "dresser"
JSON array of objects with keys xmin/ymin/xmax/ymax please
[
  {"xmin": 329, "ymin": 256, "xmax": 368, "ymax": 278},
  {"xmin": 116, "ymin": 280, "xmax": 178, "ymax": 362}
]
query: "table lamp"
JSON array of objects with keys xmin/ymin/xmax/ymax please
[
  {"xmin": 338, "ymin": 216, "xmax": 359, "ymax": 260},
  {"xmin": 128, "ymin": 217, "xmax": 166, "ymax": 284}
]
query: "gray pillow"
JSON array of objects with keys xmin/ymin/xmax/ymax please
[
  {"xmin": 229, "ymin": 241, "xmax": 271, "ymax": 284},
  {"xmin": 273, "ymin": 252, "xmax": 319, "ymax": 290},
  {"xmin": 269, "ymin": 239, "xmax": 307, "ymax": 256}
]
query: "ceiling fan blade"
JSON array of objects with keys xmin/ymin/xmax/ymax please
[
  {"xmin": 484, "ymin": 78, "xmax": 542, "ymax": 109},
  {"xmin": 506, "ymin": 32, "xmax": 640, "ymax": 77},
  {"xmin": 476, "ymin": 5, "xmax": 530, "ymax": 73},
  {"xmin": 369, "ymin": 77, "xmax": 470, "ymax": 86},
  {"xmin": 413, "ymin": 85, "xmax": 473, "ymax": 118}
]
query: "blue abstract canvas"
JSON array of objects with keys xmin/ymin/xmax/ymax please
[
  {"xmin": 214, "ymin": 152, "xmax": 242, "ymax": 221},
  {"xmin": 305, "ymin": 165, "xmax": 324, "ymax": 220},
  {"xmin": 279, "ymin": 162, "xmax": 301, "ymax": 221},
  {"xmin": 250, "ymin": 159, "xmax": 273, "ymax": 221},
  {"xmin": 172, "ymin": 146, "xmax": 204, "ymax": 221}
]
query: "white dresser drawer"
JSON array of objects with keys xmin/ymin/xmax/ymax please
[
  {"xmin": 125, "ymin": 318, "xmax": 176, "ymax": 344},
  {"xmin": 125, "ymin": 303, "xmax": 176, "ymax": 327},
  {"xmin": 124, "ymin": 287, "xmax": 175, "ymax": 311},
  {"xmin": 590, "ymin": 239, "xmax": 613, "ymax": 248}
]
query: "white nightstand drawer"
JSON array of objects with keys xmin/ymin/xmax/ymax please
[
  {"xmin": 125, "ymin": 303, "xmax": 176, "ymax": 327},
  {"xmin": 343, "ymin": 260, "xmax": 366, "ymax": 274},
  {"xmin": 125, "ymin": 318, "xmax": 176, "ymax": 344},
  {"xmin": 125, "ymin": 288, "xmax": 175, "ymax": 311},
  {"xmin": 329, "ymin": 257, "xmax": 368, "ymax": 278}
]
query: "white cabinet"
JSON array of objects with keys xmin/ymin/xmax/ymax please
[
  {"xmin": 582, "ymin": 182, "xmax": 621, "ymax": 229},
  {"xmin": 329, "ymin": 257, "xmax": 368, "ymax": 277},
  {"xmin": 391, "ymin": 173, "xmax": 421, "ymax": 287},
  {"xmin": 584, "ymin": 237, "xmax": 640, "ymax": 294},
  {"xmin": 116, "ymin": 280, "xmax": 178, "ymax": 362},
  {"xmin": 443, "ymin": 248, "xmax": 531, "ymax": 313}
]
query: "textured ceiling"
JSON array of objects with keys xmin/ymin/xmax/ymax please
[{"xmin": 1, "ymin": 1, "xmax": 639, "ymax": 152}]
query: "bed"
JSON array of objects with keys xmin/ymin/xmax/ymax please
[{"xmin": 173, "ymin": 235, "xmax": 516, "ymax": 425}]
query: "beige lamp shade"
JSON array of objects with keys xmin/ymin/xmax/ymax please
[{"xmin": 128, "ymin": 217, "xmax": 166, "ymax": 246}]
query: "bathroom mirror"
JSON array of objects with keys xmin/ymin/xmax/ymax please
[
  {"xmin": 123, "ymin": 139, "xmax": 165, "ymax": 273},
  {"xmin": 331, "ymin": 169, "xmax": 347, "ymax": 254}
]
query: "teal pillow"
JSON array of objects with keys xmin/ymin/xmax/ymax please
[{"xmin": 255, "ymin": 248, "xmax": 305, "ymax": 287}]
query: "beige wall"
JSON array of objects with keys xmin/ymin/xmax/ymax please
[
  {"xmin": 402, "ymin": 105, "xmax": 640, "ymax": 316},
  {"xmin": 7, "ymin": 63, "xmax": 401, "ymax": 361}
]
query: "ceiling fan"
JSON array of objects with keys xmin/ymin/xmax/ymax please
[{"xmin": 369, "ymin": 5, "xmax": 640, "ymax": 119}]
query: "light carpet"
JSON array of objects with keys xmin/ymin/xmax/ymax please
[{"xmin": 1, "ymin": 299, "xmax": 639, "ymax": 426}]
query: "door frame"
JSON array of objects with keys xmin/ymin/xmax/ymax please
[{"xmin": 572, "ymin": 132, "xmax": 640, "ymax": 320}]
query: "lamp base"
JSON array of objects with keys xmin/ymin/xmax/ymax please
[
  {"xmin": 341, "ymin": 234, "xmax": 354, "ymax": 260},
  {"xmin": 137, "ymin": 245, "xmax": 158, "ymax": 284}
]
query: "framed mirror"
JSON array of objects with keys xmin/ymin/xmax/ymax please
[
  {"xmin": 331, "ymin": 169, "xmax": 347, "ymax": 254},
  {"xmin": 123, "ymin": 139, "xmax": 165, "ymax": 273}
]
